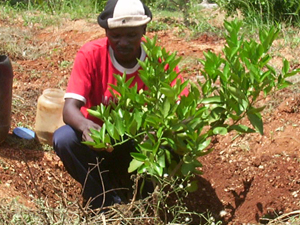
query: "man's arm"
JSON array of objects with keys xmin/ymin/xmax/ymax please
[{"xmin": 63, "ymin": 98, "xmax": 101, "ymax": 142}]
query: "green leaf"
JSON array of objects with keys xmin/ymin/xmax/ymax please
[
  {"xmin": 138, "ymin": 141, "xmax": 154, "ymax": 152},
  {"xmin": 162, "ymin": 98, "xmax": 171, "ymax": 118},
  {"xmin": 114, "ymin": 115, "xmax": 125, "ymax": 136},
  {"xmin": 213, "ymin": 127, "xmax": 228, "ymax": 135},
  {"xmin": 157, "ymin": 152, "xmax": 166, "ymax": 168},
  {"xmin": 125, "ymin": 76, "xmax": 135, "ymax": 88},
  {"xmin": 228, "ymin": 85, "xmax": 245, "ymax": 100},
  {"xmin": 186, "ymin": 180, "xmax": 198, "ymax": 192},
  {"xmin": 160, "ymin": 87, "xmax": 176, "ymax": 98},
  {"xmin": 198, "ymin": 139, "xmax": 211, "ymax": 151},
  {"xmin": 131, "ymin": 152, "xmax": 147, "ymax": 161},
  {"xmin": 127, "ymin": 117, "xmax": 138, "ymax": 136},
  {"xmin": 181, "ymin": 163, "xmax": 195, "ymax": 176},
  {"xmin": 161, "ymin": 137, "xmax": 175, "ymax": 149},
  {"xmin": 128, "ymin": 159, "xmax": 144, "ymax": 173},
  {"xmin": 201, "ymin": 96, "xmax": 221, "ymax": 104},
  {"xmin": 183, "ymin": 154, "xmax": 193, "ymax": 164},
  {"xmin": 135, "ymin": 93, "xmax": 144, "ymax": 104},
  {"xmin": 147, "ymin": 161, "xmax": 163, "ymax": 177},
  {"xmin": 93, "ymin": 143, "xmax": 106, "ymax": 149},
  {"xmin": 87, "ymin": 108, "xmax": 102, "ymax": 119},
  {"xmin": 153, "ymin": 141, "xmax": 161, "ymax": 155},
  {"xmin": 106, "ymin": 120, "xmax": 119, "ymax": 140},
  {"xmin": 189, "ymin": 118, "xmax": 202, "ymax": 130},
  {"xmin": 209, "ymin": 107, "xmax": 225, "ymax": 122},
  {"xmin": 229, "ymin": 124, "xmax": 255, "ymax": 133},
  {"xmin": 82, "ymin": 141, "xmax": 96, "ymax": 146},
  {"xmin": 89, "ymin": 128, "xmax": 101, "ymax": 139},
  {"xmin": 282, "ymin": 59, "xmax": 290, "ymax": 75},
  {"xmin": 247, "ymin": 112, "xmax": 263, "ymax": 135},
  {"xmin": 192, "ymin": 159, "xmax": 203, "ymax": 168},
  {"xmin": 165, "ymin": 149, "xmax": 172, "ymax": 164},
  {"xmin": 284, "ymin": 69, "xmax": 300, "ymax": 78},
  {"xmin": 195, "ymin": 148, "xmax": 213, "ymax": 157},
  {"xmin": 248, "ymin": 106, "xmax": 266, "ymax": 114},
  {"xmin": 104, "ymin": 133, "xmax": 111, "ymax": 144},
  {"xmin": 157, "ymin": 127, "xmax": 164, "ymax": 139},
  {"xmin": 100, "ymin": 123, "xmax": 106, "ymax": 142},
  {"xmin": 145, "ymin": 114, "xmax": 162, "ymax": 126},
  {"xmin": 134, "ymin": 111, "xmax": 143, "ymax": 130}
]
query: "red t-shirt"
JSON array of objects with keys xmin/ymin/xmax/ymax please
[{"xmin": 65, "ymin": 37, "xmax": 188, "ymax": 125}]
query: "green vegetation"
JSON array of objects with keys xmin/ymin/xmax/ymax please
[
  {"xmin": 216, "ymin": 0, "xmax": 300, "ymax": 26},
  {"xmin": 1, "ymin": 0, "xmax": 105, "ymax": 20},
  {"xmin": 146, "ymin": 0, "xmax": 222, "ymax": 36},
  {"xmin": 85, "ymin": 19, "xmax": 299, "ymax": 190},
  {"xmin": 1, "ymin": 0, "xmax": 300, "ymax": 30}
]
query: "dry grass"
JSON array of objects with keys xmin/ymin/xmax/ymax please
[
  {"xmin": 262, "ymin": 210, "xmax": 300, "ymax": 224},
  {"xmin": 0, "ymin": 194, "xmax": 162, "ymax": 225},
  {"xmin": 0, "ymin": 26, "xmax": 43, "ymax": 60}
]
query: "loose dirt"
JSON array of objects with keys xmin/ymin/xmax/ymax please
[{"xmin": 1, "ymin": 11, "xmax": 300, "ymax": 224}]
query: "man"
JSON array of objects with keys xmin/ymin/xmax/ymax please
[
  {"xmin": 53, "ymin": 0, "xmax": 186, "ymax": 210},
  {"xmin": 53, "ymin": 0, "xmax": 153, "ymax": 210}
]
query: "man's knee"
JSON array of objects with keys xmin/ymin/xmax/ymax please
[{"xmin": 53, "ymin": 125, "xmax": 81, "ymax": 151}]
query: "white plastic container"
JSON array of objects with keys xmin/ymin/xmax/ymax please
[{"xmin": 35, "ymin": 88, "xmax": 65, "ymax": 145}]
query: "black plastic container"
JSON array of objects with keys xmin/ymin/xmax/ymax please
[{"xmin": 0, "ymin": 55, "xmax": 13, "ymax": 144}]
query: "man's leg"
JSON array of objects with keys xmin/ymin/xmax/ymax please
[
  {"xmin": 52, "ymin": 125, "xmax": 121, "ymax": 209},
  {"xmin": 104, "ymin": 139, "xmax": 136, "ymax": 201},
  {"xmin": 104, "ymin": 139, "xmax": 154, "ymax": 201}
]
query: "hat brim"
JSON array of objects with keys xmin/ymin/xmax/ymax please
[{"xmin": 106, "ymin": 16, "xmax": 151, "ymax": 29}]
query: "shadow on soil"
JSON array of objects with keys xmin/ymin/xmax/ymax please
[
  {"xmin": 186, "ymin": 176, "xmax": 257, "ymax": 224},
  {"xmin": 0, "ymin": 134, "xmax": 45, "ymax": 161},
  {"xmin": 185, "ymin": 176, "xmax": 225, "ymax": 224}
]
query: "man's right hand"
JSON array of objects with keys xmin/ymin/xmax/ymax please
[
  {"xmin": 81, "ymin": 120, "xmax": 101, "ymax": 142},
  {"xmin": 62, "ymin": 98, "xmax": 100, "ymax": 142},
  {"xmin": 63, "ymin": 98, "xmax": 113, "ymax": 152}
]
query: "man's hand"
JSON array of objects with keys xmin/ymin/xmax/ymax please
[
  {"xmin": 63, "ymin": 98, "xmax": 114, "ymax": 152},
  {"xmin": 82, "ymin": 122, "xmax": 114, "ymax": 152},
  {"xmin": 81, "ymin": 120, "xmax": 101, "ymax": 142},
  {"xmin": 81, "ymin": 121, "xmax": 115, "ymax": 152}
]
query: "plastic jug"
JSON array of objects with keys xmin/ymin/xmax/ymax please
[
  {"xmin": 35, "ymin": 88, "xmax": 65, "ymax": 145},
  {"xmin": 0, "ymin": 55, "xmax": 13, "ymax": 144}
]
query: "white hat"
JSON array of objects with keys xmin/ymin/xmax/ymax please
[{"xmin": 98, "ymin": 0, "xmax": 152, "ymax": 29}]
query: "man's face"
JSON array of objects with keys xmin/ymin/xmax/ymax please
[{"xmin": 106, "ymin": 26, "xmax": 146, "ymax": 67}]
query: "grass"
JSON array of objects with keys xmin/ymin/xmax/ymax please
[
  {"xmin": 149, "ymin": 7, "xmax": 225, "ymax": 39},
  {"xmin": 0, "ymin": 0, "xmax": 102, "ymax": 23},
  {"xmin": 0, "ymin": 197, "xmax": 158, "ymax": 224},
  {"xmin": 0, "ymin": 26, "xmax": 33, "ymax": 60},
  {"xmin": 261, "ymin": 210, "xmax": 300, "ymax": 224}
]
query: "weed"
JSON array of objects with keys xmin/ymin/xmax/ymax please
[
  {"xmin": 59, "ymin": 60, "xmax": 72, "ymax": 69},
  {"xmin": 0, "ymin": 26, "xmax": 44, "ymax": 60},
  {"xmin": 22, "ymin": 11, "xmax": 62, "ymax": 28},
  {"xmin": 216, "ymin": 0, "xmax": 300, "ymax": 27},
  {"xmin": 147, "ymin": 20, "xmax": 169, "ymax": 32}
]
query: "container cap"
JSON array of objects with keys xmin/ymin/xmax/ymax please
[{"xmin": 13, "ymin": 127, "xmax": 35, "ymax": 140}]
